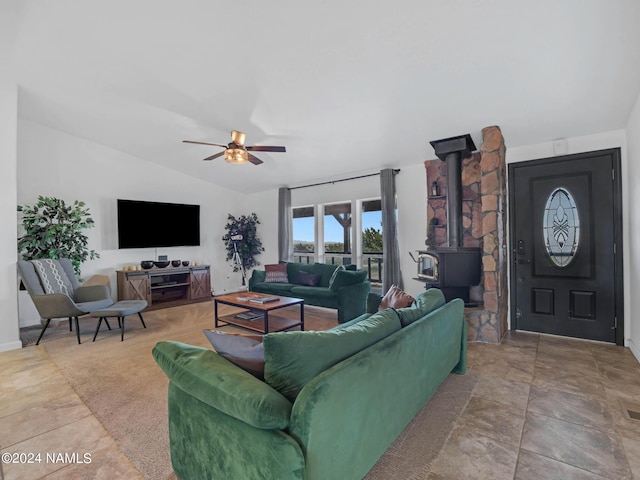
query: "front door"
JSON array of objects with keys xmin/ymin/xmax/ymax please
[{"xmin": 508, "ymin": 149, "xmax": 623, "ymax": 344}]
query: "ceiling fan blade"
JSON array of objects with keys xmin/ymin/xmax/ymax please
[
  {"xmin": 183, "ymin": 140, "xmax": 227, "ymax": 148},
  {"xmin": 246, "ymin": 145, "xmax": 286, "ymax": 152},
  {"xmin": 247, "ymin": 153, "xmax": 264, "ymax": 165},
  {"xmin": 203, "ymin": 151, "xmax": 226, "ymax": 161}
]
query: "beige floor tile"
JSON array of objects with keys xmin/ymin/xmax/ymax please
[
  {"xmin": 472, "ymin": 373, "xmax": 530, "ymax": 409},
  {"xmin": 0, "ymin": 392, "xmax": 92, "ymax": 447},
  {"xmin": 456, "ymin": 396, "xmax": 526, "ymax": 446},
  {"xmin": 521, "ymin": 412, "xmax": 631, "ymax": 479},
  {"xmin": 514, "ymin": 450, "xmax": 611, "ymax": 480},
  {"xmin": 429, "ymin": 425, "xmax": 518, "ymax": 480},
  {"xmin": 1, "ymin": 416, "xmax": 142, "ymax": 479},
  {"xmin": 526, "ymin": 385, "xmax": 615, "ymax": 431}
]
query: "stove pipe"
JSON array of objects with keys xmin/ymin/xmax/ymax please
[{"xmin": 429, "ymin": 134, "xmax": 477, "ymax": 247}]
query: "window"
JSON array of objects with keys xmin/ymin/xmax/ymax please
[
  {"xmin": 293, "ymin": 206, "xmax": 315, "ymax": 264},
  {"xmin": 324, "ymin": 202, "xmax": 352, "ymax": 266},
  {"xmin": 361, "ymin": 199, "xmax": 383, "ymax": 286},
  {"xmin": 543, "ymin": 187, "xmax": 580, "ymax": 267}
]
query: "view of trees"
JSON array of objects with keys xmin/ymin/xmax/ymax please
[
  {"xmin": 362, "ymin": 227, "xmax": 383, "ymax": 253},
  {"xmin": 294, "ymin": 227, "xmax": 382, "ymax": 253}
]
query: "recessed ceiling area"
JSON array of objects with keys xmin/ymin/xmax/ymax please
[{"xmin": 8, "ymin": 0, "xmax": 640, "ymax": 193}]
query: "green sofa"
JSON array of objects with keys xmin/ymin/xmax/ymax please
[
  {"xmin": 152, "ymin": 289, "xmax": 466, "ymax": 480},
  {"xmin": 248, "ymin": 262, "xmax": 371, "ymax": 323}
]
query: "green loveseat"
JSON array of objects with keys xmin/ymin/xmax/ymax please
[
  {"xmin": 153, "ymin": 289, "xmax": 466, "ymax": 480},
  {"xmin": 248, "ymin": 262, "xmax": 371, "ymax": 323}
]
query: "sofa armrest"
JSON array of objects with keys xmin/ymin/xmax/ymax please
[
  {"xmin": 152, "ymin": 341, "xmax": 292, "ymax": 429},
  {"xmin": 249, "ymin": 269, "xmax": 266, "ymax": 291},
  {"xmin": 336, "ymin": 281, "xmax": 371, "ymax": 323},
  {"xmin": 367, "ymin": 292, "xmax": 382, "ymax": 313}
]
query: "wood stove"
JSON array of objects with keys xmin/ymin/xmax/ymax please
[
  {"xmin": 415, "ymin": 133, "xmax": 482, "ymax": 304},
  {"xmin": 413, "ymin": 247, "xmax": 481, "ymax": 303}
]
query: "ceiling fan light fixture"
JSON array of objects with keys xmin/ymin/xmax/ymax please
[{"xmin": 224, "ymin": 148, "xmax": 248, "ymax": 164}]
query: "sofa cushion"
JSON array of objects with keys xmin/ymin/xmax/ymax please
[
  {"xmin": 203, "ymin": 330, "xmax": 265, "ymax": 379},
  {"xmin": 252, "ymin": 282, "xmax": 295, "ymax": 295},
  {"xmin": 295, "ymin": 270, "xmax": 321, "ymax": 287},
  {"xmin": 290, "ymin": 286, "xmax": 335, "ymax": 299},
  {"xmin": 263, "ymin": 308, "xmax": 402, "ymax": 400},
  {"xmin": 396, "ymin": 288, "xmax": 446, "ymax": 327},
  {"xmin": 329, "ymin": 269, "xmax": 368, "ymax": 292},
  {"xmin": 379, "ymin": 285, "xmax": 415, "ymax": 310},
  {"xmin": 265, "ymin": 264, "xmax": 288, "ymax": 283}
]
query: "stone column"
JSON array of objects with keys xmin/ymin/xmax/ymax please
[{"xmin": 477, "ymin": 126, "xmax": 507, "ymax": 342}]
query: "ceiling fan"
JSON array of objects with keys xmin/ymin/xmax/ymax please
[{"xmin": 183, "ymin": 130, "xmax": 286, "ymax": 165}]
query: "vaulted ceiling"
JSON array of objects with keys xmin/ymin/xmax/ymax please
[{"xmin": 7, "ymin": 0, "xmax": 640, "ymax": 192}]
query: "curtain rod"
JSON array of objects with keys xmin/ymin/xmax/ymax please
[{"xmin": 288, "ymin": 169, "xmax": 400, "ymax": 191}]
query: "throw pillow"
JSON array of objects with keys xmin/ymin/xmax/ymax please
[
  {"xmin": 329, "ymin": 269, "xmax": 367, "ymax": 292},
  {"xmin": 203, "ymin": 330, "xmax": 265, "ymax": 379},
  {"xmin": 264, "ymin": 263, "xmax": 289, "ymax": 283},
  {"xmin": 328, "ymin": 265, "xmax": 346, "ymax": 289},
  {"xmin": 295, "ymin": 270, "xmax": 321, "ymax": 287},
  {"xmin": 379, "ymin": 285, "xmax": 415, "ymax": 310}
]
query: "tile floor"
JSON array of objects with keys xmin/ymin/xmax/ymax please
[{"xmin": 2, "ymin": 330, "xmax": 640, "ymax": 479}]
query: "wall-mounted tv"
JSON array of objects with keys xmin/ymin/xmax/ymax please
[{"xmin": 117, "ymin": 199, "xmax": 201, "ymax": 249}]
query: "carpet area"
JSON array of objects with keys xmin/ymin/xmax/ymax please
[{"xmin": 31, "ymin": 301, "xmax": 476, "ymax": 480}]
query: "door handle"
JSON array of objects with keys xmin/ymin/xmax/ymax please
[{"xmin": 516, "ymin": 259, "xmax": 531, "ymax": 264}]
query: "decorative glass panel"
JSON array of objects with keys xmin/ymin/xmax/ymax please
[{"xmin": 543, "ymin": 187, "xmax": 580, "ymax": 267}]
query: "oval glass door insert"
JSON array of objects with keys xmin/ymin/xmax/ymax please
[{"xmin": 543, "ymin": 187, "xmax": 580, "ymax": 267}]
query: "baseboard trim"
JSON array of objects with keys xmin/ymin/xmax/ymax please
[
  {"xmin": 628, "ymin": 337, "xmax": 640, "ymax": 364},
  {"xmin": 0, "ymin": 340, "xmax": 23, "ymax": 352}
]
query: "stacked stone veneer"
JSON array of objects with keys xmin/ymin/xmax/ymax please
[{"xmin": 424, "ymin": 126, "xmax": 507, "ymax": 343}]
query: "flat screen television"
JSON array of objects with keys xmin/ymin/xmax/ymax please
[{"xmin": 117, "ymin": 199, "xmax": 200, "ymax": 249}]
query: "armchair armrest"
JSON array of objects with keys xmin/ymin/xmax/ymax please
[
  {"xmin": 152, "ymin": 341, "xmax": 292, "ymax": 429},
  {"xmin": 75, "ymin": 285, "xmax": 111, "ymax": 303}
]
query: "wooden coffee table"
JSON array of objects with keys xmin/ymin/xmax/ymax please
[{"xmin": 214, "ymin": 293, "xmax": 304, "ymax": 334}]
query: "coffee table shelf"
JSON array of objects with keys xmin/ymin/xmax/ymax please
[{"xmin": 214, "ymin": 293, "xmax": 304, "ymax": 334}]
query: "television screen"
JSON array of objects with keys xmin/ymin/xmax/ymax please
[{"xmin": 117, "ymin": 199, "xmax": 200, "ymax": 249}]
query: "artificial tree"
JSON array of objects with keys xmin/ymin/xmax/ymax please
[
  {"xmin": 222, "ymin": 213, "xmax": 264, "ymax": 285},
  {"xmin": 17, "ymin": 196, "xmax": 99, "ymax": 277}
]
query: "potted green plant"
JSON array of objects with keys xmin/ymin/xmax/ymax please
[
  {"xmin": 17, "ymin": 195, "xmax": 99, "ymax": 278},
  {"xmin": 222, "ymin": 213, "xmax": 264, "ymax": 285}
]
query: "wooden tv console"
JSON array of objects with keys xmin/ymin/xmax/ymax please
[{"xmin": 117, "ymin": 265, "xmax": 211, "ymax": 310}]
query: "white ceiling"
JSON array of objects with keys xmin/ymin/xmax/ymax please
[{"xmin": 7, "ymin": 0, "xmax": 640, "ymax": 193}]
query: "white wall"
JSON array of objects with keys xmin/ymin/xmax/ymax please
[
  {"xmin": 625, "ymin": 93, "xmax": 640, "ymax": 357},
  {"xmin": 0, "ymin": 78, "xmax": 21, "ymax": 351},
  {"xmin": 17, "ymin": 119, "xmax": 247, "ymax": 326},
  {"xmin": 506, "ymin": 129, "xmax": 631, "ymax": 346}
]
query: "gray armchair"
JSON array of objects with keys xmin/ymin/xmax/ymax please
[{"xmin": 18, "ymin": 259, "xmax": 114, "ymax": 344}]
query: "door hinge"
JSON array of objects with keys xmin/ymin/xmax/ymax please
[
  {"xmin": 614, "ymin": 243, "xmax": 617, "ymax": 255},
  {"xmin": 612, "ymin": 168, "xmax": 615, "ymax": 181},
  {"xmin": 612, "ymin": 316, "xmax": 618, "ymax": 330}
]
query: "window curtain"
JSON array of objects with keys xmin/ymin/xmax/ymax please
[
  {"xmin": 278, "ymin": 187, "xmax": 293, "ymax": 262},
  {"xmin": 380, "ymin": 169, "xmax": 403, "ymax": 292}
]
